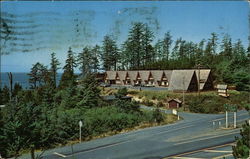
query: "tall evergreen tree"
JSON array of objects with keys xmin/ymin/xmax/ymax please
[
  {"xmin": 233, "ymin": 39, "xmax": 246, "ymax": 60},
  {"xmin": 220, "ymin": 34, "xmax": 233, "ymax": 58},
  {"xmin": 125, "ymin": 22, "xmax": 145, "ymax": 69},
  {"xmin": 171, "ymin": 38, "xmax": 182, "ymax": 59},
  {"xmin": 210, "ymin": 32, "xmax": 218, "ymax": 55},
  {"xmin": 78, "ymin": 47, "xmax": 92, "ymax": 76},
  {"xmin": 91, "ymin": 45, "xmax": 101, "ymax": 72},
  {"xmin": 196, "ymin": 39, "xmax": 205, "ymax": 62},
  {"xmin": 142, "ymin": 24, "xmax": 154, "ymax": 66},
  {"xmin": 162, "ymin": 31, "xmax": 172, "ymax": 61},
  {"xmin": 101, "ymin": 35, "xmax": 119, "ymax": 71},
  {"xmin": 154, "ymin": 40, "xmax": 163, "ymax": 61},
  {"xmin": 77, "ymin": 73, "xmax": 100, "ymax": 108},
  {"xmin": 59, "ymin": 47, "xmax": 77, "ymax": 88},
  {"xmin": 1, "ymin": 85, "xmax": 10, "ymax": 104},
  {"xmin": 120, "ymin": 41, "xmax": 131, "ymax": 70},
  {"xmin": 28, "ymin": 62, "xmax": 47, "ymax": 89},
  {"xmin": 50, "ymin": 52, "xmax": 60, "ymax": 88}
]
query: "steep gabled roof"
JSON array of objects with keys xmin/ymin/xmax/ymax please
[
  {"xmin": 117, "ymin": 71, "xmax": 127, "ymax": 81},
  {"xmin": 194, "ymin": 69, "xmax": 211, "ymax": 90},
  {"xmin": 106, "ymin": 71, "xmax": 117, "ymax": 80},
  {"xmin": 169, "ymin": 70, "xmax": 196, "ymax": 91},
  {"xmin": 139, "ymin": 71, "xmax": 150, "ymax": 81},
  {"xmin": 168, "ymin": 98, "xmax": 182, "ymax": 103},
  {"xmin": 151, "ymin": 70, "xmax": 164, "ymax": 81},
  {"xmin": 128, "ymin": 71, "xmax": 139, "ymax": 81},
  {"xmin": 164, "ymin": 70, "xmax": 173, "ymax": 81}
]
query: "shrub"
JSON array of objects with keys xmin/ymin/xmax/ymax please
[
  {"xmin": 188, "ymin": 95, "xmax": 227, "ymax": 114},
  {"xmin": 142, "ymin": 99, "xmax": 154, "ymax": 106},
  {"xmin": 115, "ymin": 87, "xmax": 128, "ymax": 98},
  {"xmin": 152, "ymin": 108, "xmax": 164, "ymax": 123},
  {"xmin": 156, "ymin": 101, "xmax": 164, "ymax": 107}
]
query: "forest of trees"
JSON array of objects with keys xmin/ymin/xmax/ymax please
[
  {"xmin": 0, "ymin": 22, "xmax": 249, "ymax": 158},
  {"xmin": 0, "ymin": 47, "xmax": 165, "ymax": 158},
  {"xmin": 51, "ymin": 22, "xmax": 249, "ymax": 90}
]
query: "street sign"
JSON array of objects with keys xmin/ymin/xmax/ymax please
[
  {"xmin": 79, "ymin": 121, "xmax": 83, "ymax": 127},
  {"xmin": 224, "ymin": 104, "xmax": 237, "ymax": 112},
  {"xmin": 172, "ymin": 109, "xmax": 178, "ymax": 115}
]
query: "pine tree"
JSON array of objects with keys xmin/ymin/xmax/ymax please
[
  {"xmin": 142, "ymin": 24, "xmax": 154, "ymax": 66},
  {"xmin": 210, "ymin": 32, "xmax": 218, "ymax": 55},
  {"xmin": 162, "ymin": 31, "xmax": 172, "ymax": 61},
  {"xmin": 77, "ymin": 73, "xmax": 100, "ymax": 108},
  {"xmin": 154, "ymin": 40, "xmax": 163, "ymax": 61},
  {"xmin": 50, "ymin": 52, "xmax": 60, "ymax": 88},
  {"xmin": 232, "ymin": 121, "xmax": 250, "ymax": 158},
  {"xmin": 28, "ymin": 62, "xmax": 47, "ymax": 89},
  {"xmin": 233, "ymin": 39, "xmax": 246, "ymax": 61},
  {"xmin": 1, "ymin": 85, "xmax": 10, "ymax": 104},
  {"xmin": 78, "ymin": 47, "xmax": 92, "ymax": 76},
  {"xmin": 220, "ymin": 34, "xmax": 233, "ymax": 58},
  {"xmin": 171, "ymin": 38, "xmax": 182, "ymax": 59},
  {"xmin": 123, "ymin": 22, "xmax": 149, "ymax": 69},
  {"xmin": 12, "ymin": 83, "xmax": 22, "ymax": 97},
  {"xmin": 59, "ymin": 47, "xmax": 77, "ymax": 88},
  {"xmin": 91, "ymin": 45, "xmax": 101, "ymax": 72},
  {"xmin": 101, "ymin": 35, "xmax": 119, "ymax": 71}
]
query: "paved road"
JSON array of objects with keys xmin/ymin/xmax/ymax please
[{"xmin": 20, "ymin": 108, "xmax": 249, "ymax": 159}]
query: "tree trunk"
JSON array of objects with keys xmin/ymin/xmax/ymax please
[{"xmin": 31, "ymin": 147, "xmax": 35, "ymax": 159}]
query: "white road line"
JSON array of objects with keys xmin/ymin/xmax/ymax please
[
  {"xmin": 164, "ymin": 142, "xmax": 235, "ymax": 159},
  {"xmin": 156, "ymin": 125, "xmax": 194, "ymax": 136},
  {"xmin": 212, "ymin": 153, "xmax": 233, "ymax": 159},
  {"xmin": 211, "ymin": 113, "xmax": 249, "ymax": 122},
  {"xmin": 66, "ymin": 140, "xmax": 132, "ymax": 157},
  {"xmin": 53, "ymin": 152, "xmax": 67, "ymax": 158},
  {"xmin": 168, "ymin": 129, "xmax": 239, "ymax": 143},
  {"xmin": 65, "ymin": 124, "xmax": 195, "ymax": 157},
  {"xmin": 171, "ymin": 157, "xmax": 205, "ymax": 159},
  {"xmin": 203, "ymin": 150, "xmax": 232, "ymax": 153},
  {"xmin": 174, "ymin": 131, "xmax": 239, "ymax": 145}
]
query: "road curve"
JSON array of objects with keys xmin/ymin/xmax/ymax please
[{"xmin": 19, "ymin": 108, "xmax": 249, "ymax": 159}]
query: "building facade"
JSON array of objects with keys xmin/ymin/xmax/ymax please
[{"xmin": 105, "ymin": 69, "xmax": 213, "ymax": 92}]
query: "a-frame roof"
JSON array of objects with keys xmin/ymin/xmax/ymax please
[
  {"xmin": 169, "ymin": 70, "xmax": 196, "ymax": 91},
  {"xmin": 106, "ymin": 71, "xmax": 117, "ymax": 80},
  {"xmin": 151, "ymin": 70, "xmax": 164, "ymax": 81},
  {"xmin": 139, "ymin": 71, "xmax": 151, "ymax": 81},
  {"xmin": 164, "ymin": 70, "xmax": 173, "ymax": 81},
  {"xmin": 193, "ymin": 69, "xmax": 211, "ymax": 90},
  {"xmin": 128, "ymin": 71, "xmax": 139, "ymax": 81},
  {"xmin": 117, "ymin": 71, "xmax": 127, "ymax": 81}
]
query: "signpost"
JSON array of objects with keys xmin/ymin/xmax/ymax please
[
  {"xmin": 79, "ymin": 121, "xmax": 83, "ymax": 143},
  {"xmin": 172, "ymin": 109, "xmax": 180, "ymax": 120},
  {"xmin": 224, "ymin": 104, "xmax": 237, "ymax": 128}
]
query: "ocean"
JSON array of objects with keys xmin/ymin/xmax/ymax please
[{"xmin": 0, "ymin": 72, "xmax": 62, "ymax": 89}]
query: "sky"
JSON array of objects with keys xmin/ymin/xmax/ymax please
[{"xmin": 1, "ymin": 1, "xmax": 249, "ymax": 73}]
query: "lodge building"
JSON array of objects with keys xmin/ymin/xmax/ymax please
[{"xmin": 105, "ymin": 69, "xmax": 213, "ymax": 92}]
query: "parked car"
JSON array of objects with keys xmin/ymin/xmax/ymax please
[
  {"xmin": 100, "ymin": 83, "xmax": 111, "ymax": 87},
  {"xmin": 144, "ymin": 84, "xmax": 155, "ymax": 87}
]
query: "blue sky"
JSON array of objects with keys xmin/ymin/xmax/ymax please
[{"xmin": 1, "ymin": 1, "xmax": 249, "ymax": 73}]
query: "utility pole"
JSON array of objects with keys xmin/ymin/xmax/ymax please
[
  {"xmin": 8, "ymin": 72, "xmax": 13, "ymax": 100},
  {"xmin": 79, "ymin": 120, "xmax": 83, "ymax": 143},
  {"xmin": 225, "ymin": 111, "xmax": 228, "ymax": 128},
  {"xmin": 234, "ymin": 111, "xmax": 236, "ymax": 128},
  {"xmin": 183, "ymin": 76, "xmax": 185, "ymax": 111},
  {"xmin": 198, "ymin": 64, "xmax": 200, "ymax": 96},
  {"xmin": 0, "ymin": 49, "xmax": 2, "ymax": 89}
]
